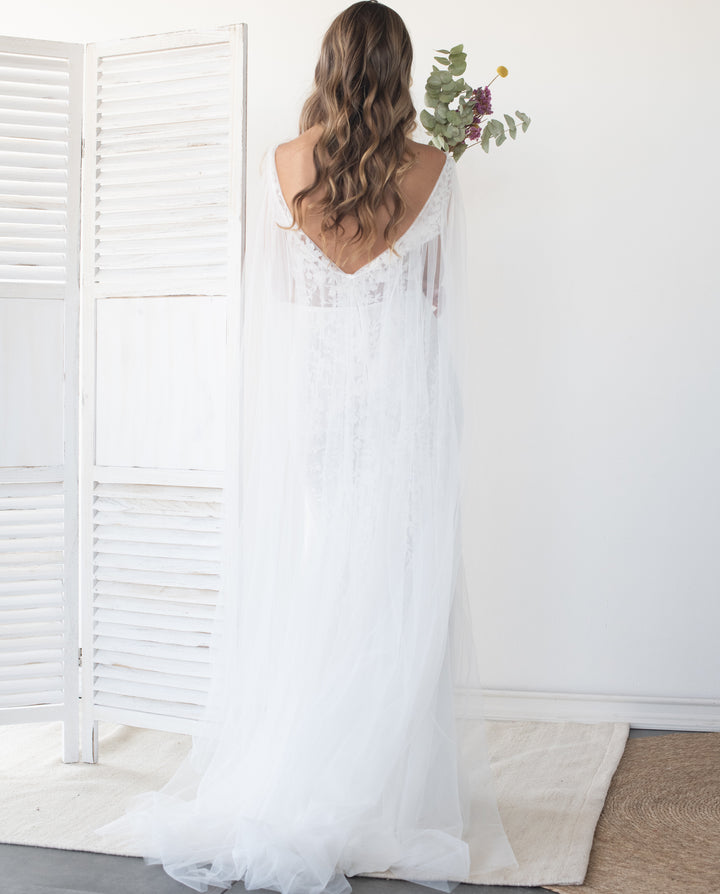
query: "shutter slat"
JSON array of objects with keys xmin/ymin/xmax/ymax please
[
  {"xmin": 94, "ymin": 675, "xmax": 208, "ymax": 704},
  {"xmin": 1, "ymin": 660, "xmax": 63, "ymax": 678},
  {"xmin": 99, "ymin": 58, "xmax": 230, "ymax": 86},
  {"xmin": 0, "ymin": 688, "xmax": 64, "ymax": 708},
  {"xmin": 95, "ymin": 593, "xmax": 215, "ymax": 619},
  {"xmin": 0, "ymin": 620, "xmax": 63, "ymax": 638},
  {"xmin": 94, "ymin": 539, "xmax": 217, "ymax": 561},
  {"xmin": 0, "ymin": 592, "xmax": 64, "ymax": 608},
  {"xmin": 100, "ymin": 77, "xmax": 230, "ymax": 105},
  {"xmin": 0, "ymin": 579, "xmax": 63, "ymax": 596},
  {"xmin": 0, "ymin": 675, "xmax": 63, "ymax": 695},
  {"xmin": 95, "ymin": 553, "xmax": 220, "ymax": 574},
  {"xmin": 94, "ymin": 690, "xmax": 203, "ymax": 720},
  {"xmin": 1, "ymin": 606, "xmax": 63, "ymax": 622},
  {"xmin": 0, "ymin": 79, "xmax": 68, "ymax": 100},
  {"xmin": 95, "ymin": 634, "xmax": 210, "ymax": 662},
  {"xmin": 96, "ymin": 663, "xmax": 209, "ymax": 691},
  {"xmin": 93, "ymin": 509, "xmax": 220, "ymax": 532},
  {"xmin": 0, "ymin": 523, "xmax": 65, "ymax": 537},
  {"xmin": 99, "ymin": 100, "xmax": 231, "ymax": 128},
  {"xmin": 95, "ymin": 580, "xmax": 218, "ymax": 605},
  {"xmin": 0, "ymin": 647, "xmax": 63, "ymax": 666},
  {"xmin": 94, "ymin": 567, "xmax": 220, "ymax": 590},
  {"xmin": 96, "ymin": 208, "xmax": 227, "ymax": 231},
  {"xmin": 2, "ymin": 635, "xmax": 64, "ymax": 652},
  {"xmin": 0, "ymin": 138, "xmax": 67, "ymax": 156},
  {"xmin": 94, "ymin": 607, "xmax": 213, "ymax": 633},
  {"xmin": 96, "ymin": 648, "xmax": 211, "ymax": 676},
  {"xmin": 0, "ymin": 51, "xmax": 69, "ymax": 72},
  {"xmin": 94, "ymin": 524, "xmax": 220, "ymax": 547}
]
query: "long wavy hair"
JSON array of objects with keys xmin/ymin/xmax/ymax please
[{"xmin": 283, "ymin": 1, "xmax": 418, "ymax": 262}]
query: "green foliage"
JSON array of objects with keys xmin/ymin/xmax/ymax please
[{"xmin": 422, "ymin": 43, "xmax": 531, "ymax": 160}]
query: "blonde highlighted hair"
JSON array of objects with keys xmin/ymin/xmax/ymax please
[{"xmin": 286, "ymin": 1, "xmax": 418, "ymax": 261}]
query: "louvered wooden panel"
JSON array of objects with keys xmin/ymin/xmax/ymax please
[
  {"xmin": 0, "ymin": 47, "xmax": 71, "ymax": 292},
  {"xmin": 80, "ymin": 27, "xmax": 246, "ymax": 761},
  {"xmin": 90, "ymin": 481, "xmax": 222, "ymax": 726},
  {"xmin": 0, "ymin": 36, "xmax": 82, "ymax": 762},
  {"xmin": 92, "ymin": 40, "xmax": 235, "ymax": 297},
  {"xmin": 0, "ymin": 479, "xmax": 65, "ymax": 708}
]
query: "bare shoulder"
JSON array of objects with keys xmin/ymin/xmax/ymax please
[
  {"xmin": 274, "ymin": 127, "xmax": 323, "ymax": 204},
  {"xmin": 399, "ymin": 141, "xmax": 448, "ymax": 214},
  {"xmin": 274, "ymin": 127, "xmax": 321, "ymax": 177},
  {"xmin": 406, "ymin": 139, "xmax": 448, "ymax": 175}
]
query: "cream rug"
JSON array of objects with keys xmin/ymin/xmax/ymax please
[
  {"xmin": 543, "ymin": 731, "xmax": 720, "ymax": 894},
  {"xmin": 0, "ymin": 717, "xmax": 628, "ymax": 887}
]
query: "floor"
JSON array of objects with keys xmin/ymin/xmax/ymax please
[{"xmin": 0, "ymin": 728, "xmax": 684, "ymax": 894}]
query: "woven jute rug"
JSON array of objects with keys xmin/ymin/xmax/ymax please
[{"xmin": 543, "ymin": 731, "xmax": 720, "ymax": 894}]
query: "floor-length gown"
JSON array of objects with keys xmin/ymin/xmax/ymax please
[{"xmin": 94, "ymin": 143, "xmax": 518, "ymax": 894}]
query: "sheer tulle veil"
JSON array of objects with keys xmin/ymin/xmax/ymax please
[{"xmin": 93, "ymin": 140, "xmax": 518, "ymax": 893}]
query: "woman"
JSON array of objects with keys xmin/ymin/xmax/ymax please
[{"xmin": 96, "ymin": 3, "xmax": 518, "ymax": 892}]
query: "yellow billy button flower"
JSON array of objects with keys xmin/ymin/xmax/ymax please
[{"xmin": 496, "ymin": 65, "xmax": 509, "ymax": 77}]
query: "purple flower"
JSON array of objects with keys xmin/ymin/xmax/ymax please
[
  {"xmin": 472, "ymin": 85, "xmax": 492, "ymax": 118},
  {"xmin": 467, "ymin": 124, "xmax": 482, "ymax": 141}
]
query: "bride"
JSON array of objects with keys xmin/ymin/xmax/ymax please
[{"xmin": 95, "ymin": 2, "xmax": 518, "ymax": 891}]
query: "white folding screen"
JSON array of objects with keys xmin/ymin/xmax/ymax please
[
  {"xmin": 0, "ymin": 26, "xmax": 247, "ymax": 763},
  {"xmin": 80, "ymin": 27, "xmax": 246, "ymax": 761},
  {"xmin": 0, "ymin": 37, "xmax": 83, "ymax": 763}
]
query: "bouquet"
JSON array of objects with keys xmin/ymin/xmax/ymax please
[{"xmin": 421, "ymin": 44, "xmax": 531, "ymax": 161}]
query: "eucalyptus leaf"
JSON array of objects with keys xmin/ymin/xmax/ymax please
[
  {"xmin": 515, "ymin": 110, "xmax": 531, "ymax": 131},
  {"xmin": 436, "ymin": 48, "xmax": 450, "ymax": 54},
  {"xmin": 504, "ymin": 113, "xmax": 517, "ymax": 139},
  {"xmin": 434, "ymin": 55, "xmax": 448, "ymax": 65},
  {"xmin": 495, "ymin": 131, "xmax": 506, "ymax": 147},
  {"xmin": 452, "ymin": 142, "xmax": 467, "ymax": 161},
  {"xmin": 448, "ymin": 61, "xmax": 467, "ymax": 76},
  {"xmin": 420, "ymin": 109, "xmax": 436, "ymax": 130},
  {"xmin": 450, "ymin": 44, "xmax": 463, "ymax": 55},
  {"xmin": 480, "ymin": 124, "xmax": 492, "ymax": 153}
]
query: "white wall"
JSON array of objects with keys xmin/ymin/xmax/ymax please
[{"xmin": 5, "ymin": 0, "xmax": 719, "ymax": 722}]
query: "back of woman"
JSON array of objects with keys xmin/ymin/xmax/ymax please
[{"xmin": 95, "ymin": 4, "xmax": 518, "ymax": 893}]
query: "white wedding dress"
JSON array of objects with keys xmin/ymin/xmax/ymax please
[{"xmin": 95, "ymin": 143, "xmax": 518, "ymax": 893}]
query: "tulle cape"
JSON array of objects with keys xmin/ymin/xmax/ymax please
[{"xmin": 94, "ymin": 143, "xmax": 518, "ymax": 893}]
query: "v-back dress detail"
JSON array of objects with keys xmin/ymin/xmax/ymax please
[
  {"xmin": 269, "ymin": 145, "xmax": 453, "ymax": 281},
  {"xmin": 94, "ymin": 142, "xmax": 518, "ymax": 894}
]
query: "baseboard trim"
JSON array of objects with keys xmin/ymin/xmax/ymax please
[{"xmin": 455, "ymin": 688, "xmax": 720, "ymax": 731}]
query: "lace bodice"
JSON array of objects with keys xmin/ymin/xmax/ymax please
[{"xmin": 266, "ymin": 145, "xmax": 455, "ymax": 307}]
